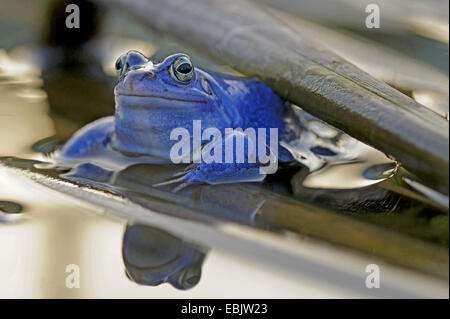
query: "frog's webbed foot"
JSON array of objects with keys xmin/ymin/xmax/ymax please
[
  {"xmin": 153, "ymin": 162, "xmax": 266, "ymax": 192},
  {"xmin": 152, "ymin": 176, "xmax": 190, "ymax": 192},
  {"xmin": 171, "ymin": 164, "xmax": 197, "ymax": 177},
  {"xmin": 152, "ymin": 167, "xmax": 195, "ymax": 192}
]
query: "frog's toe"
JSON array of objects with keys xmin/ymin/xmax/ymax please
[
  {"xmin": 172, "ymin": 182, "xmax": 191, "ymax": 193},
  {"xmin": 152, "ymin": 168, "xmax": 200, "ymax": 192},
  {"xmin": 152, "ymin": 178, "xmax": 190, "ymax": 192},
  {"xmin": 152, "ymin": 175, "xmax": 186, "ymax": 188},
  {"xmin": 171, "ymin": 164, "xmax": 196, "ymax": 177}
]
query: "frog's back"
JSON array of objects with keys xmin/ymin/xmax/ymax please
[{"xmin": 213, "ymin": 74, "xmax": 288, "ymax": 133}]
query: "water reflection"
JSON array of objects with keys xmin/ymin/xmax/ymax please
[
  {"xmin": 0, "ymin": 200, "xmax": 23, "ymax": 214},
  {"xmin": 1, "ymin": 155, "xmax": 448, "ymax": 277},
  {"xmin": 59, "ymin": 162, "xmax": 267, "ymax": 226},
  {"xmin": 0, "ymin": 200, "xmax": 24, "ymax": 223},
  {"xmin": 123, "ymin": 224, "xmax": 207, "ymax": 290}
]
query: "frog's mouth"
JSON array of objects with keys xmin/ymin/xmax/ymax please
[{"xmin": 116, "ymin": 93, "xmax": 208, "ymax": 108}]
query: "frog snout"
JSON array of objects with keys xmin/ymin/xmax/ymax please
[
  {"xmin": 116, "ymin": 69, "xmax": 158, "ymax": 95},
  {"xmin": 115, "ymin": 50, "xmax": 150, "ymax": 77},
  {"xmin": 124, "ymin": 51, "xmax": 148, "ymax": 67}
]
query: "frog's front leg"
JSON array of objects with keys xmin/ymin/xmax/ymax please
[
  {"xmin": 56, "ymin": 116, "xmax": 114, "ymax": 160},
  {"xmin": 172, "ymin": 161, "xmax": 265, "ymax": 191},
  {"xmin": 154, "ymin": 130, "xmax": 277, "ymax": 191}
]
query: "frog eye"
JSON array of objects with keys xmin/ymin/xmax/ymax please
[
  {"xmin": 115, "ymin": 55, "xmax": 128, "ymax": 76},
  {"xmin": 170, "ymin": 56, "xmax": 194, "ymax": 82}
]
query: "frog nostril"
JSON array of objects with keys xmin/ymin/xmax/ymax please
[
  {"xmin": 144, "ymin": 72, "xmax": 156, "ymax": 81},
  {"xmin": 115, "ymin": 55, "xmax": 129, "ymax": 76}
]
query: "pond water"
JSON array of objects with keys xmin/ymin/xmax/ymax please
[{"xmin": 0, "ymin": 1, "xmax": 448, "ymax": 298}]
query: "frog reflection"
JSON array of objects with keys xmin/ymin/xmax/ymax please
[
  {"xmin": 60, "ymin": 161, "xmax": 446, "ymax": 244},
  {"xmin": 122, "ymin": 224, "xmax": 207, "ymax": 290},
  {"xmin": 2, "ymin": 155, "xmax": 446, "ymax": 255}
]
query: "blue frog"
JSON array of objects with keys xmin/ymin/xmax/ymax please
[{"xmin": 56, "ymin": 51, "xmax": 356, "ymax": 190}]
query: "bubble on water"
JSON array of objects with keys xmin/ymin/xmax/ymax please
[
  {"xmin": 0, "ymin": 200, "xmax": 23, "ymax": 214},
  {"xmin": 33, "ymin": 162, "xmax": 57, "ymax": 170},
  {"xmin": 363, "ymin": 163, "xmax": 397, "ymax": 180},
  {"xmin": 0, "ymin": 201, "xmax": 24, "ymax": 223}
]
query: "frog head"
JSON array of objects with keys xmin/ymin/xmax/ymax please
[{"xmin": 113, "ymin": 51, "xmax": 236, "ymax": 159}]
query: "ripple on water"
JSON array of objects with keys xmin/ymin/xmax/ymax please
[
  {"xmin": 0, "ymin": 200, "xmax": 23, "ymax": 214},
  {"xmin": 0, "ymin": 200, "xmax": 24, "ymax": 223}
]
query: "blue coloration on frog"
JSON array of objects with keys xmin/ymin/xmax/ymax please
[{"xmin": 56, "ymin": 51, "xmax": 343, "ymax": 190}]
